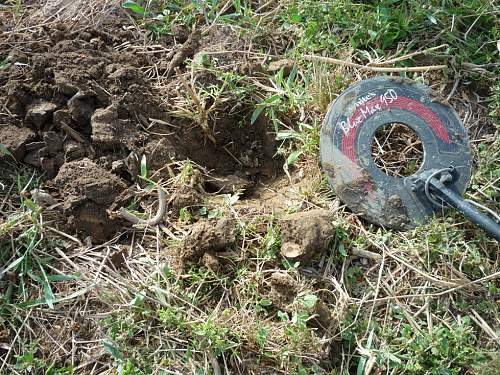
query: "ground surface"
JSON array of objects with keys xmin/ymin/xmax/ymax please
[{"xmin": 0, "ymin": 1, "xmax": 499, "ymax": 374}]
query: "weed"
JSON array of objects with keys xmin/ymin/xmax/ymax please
[
  {"xmin": 252, "ymin": 66, "xmax": 311, "ymax": 131},
  {"xmin": 386, "ymin": 316, "xmax": 489, "ymax": 373},
  {"xmin": 0, "ymin": 56, "xmax": 11, "ymax": 70},
  {"xmin": 158, "ymin": 305, "xmax": 186, "ymax": 331},
  {"xmin": 191, "ymin": 317, "xmax": 237, "ymax": 356},
  {"xmin": 14, "ymin": 345, "xmax": 45, "ymax": 372},
  {"xmin": 259, "ymin": 224, "xmax": 281, "ymax": 261},
  {"xmin": 0, "ymin": 169, "xmax": 76, "ymax": 309},
  {"xmin": 122, "ymin": 1, "xmax": 147, "ymax": 17}
]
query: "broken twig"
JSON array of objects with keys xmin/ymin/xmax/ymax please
[{"xmin": 303, "ymin": 54, "xmax": 447, "ymax": 72}]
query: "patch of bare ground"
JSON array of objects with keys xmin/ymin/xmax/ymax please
[{"xmin": 0, "ymin": 13, "xmax": 283, "ymax": 241}]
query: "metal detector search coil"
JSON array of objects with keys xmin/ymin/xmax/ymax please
[{"xmin": 320, "ymin": 76, "xmax": 499, "ymax": 240}]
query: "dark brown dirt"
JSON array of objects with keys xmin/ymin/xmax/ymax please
[
  {"xmin": 279, "ymin": 209, "xmax": 334, "ymax": 265},
  {"xmin": 163, "ymin": 29, "xmax": 202, "ymax": 77},
  {"xmin": 90, "ymin": 104, "xmax": 146, "ymax": 150},
  {"xmin": 173, "ymin": 115, "xmax": 281, "ymax": 178},
  {"xmin": 0, "ymin": 21, "xmax": 282, "ymax": 241},
  {"xmin": 170, "ymin": 185, "xmax": 204, "ymax": 213},
  {"xmin": 0, "ymin": 125, "xmax": 36, "ymax": 161},
  {"xmin": 52, "ymin": 158, "xmax": 127, "ymax": 241}
]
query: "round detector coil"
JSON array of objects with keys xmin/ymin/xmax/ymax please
[{"xmin": 320, "ymin": 76, "xmax": 472, "ymax": 229}]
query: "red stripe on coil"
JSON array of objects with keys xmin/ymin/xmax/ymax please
[{"xmin": 341, "ymin": 96, "xmax": 450, "ymax": 163}]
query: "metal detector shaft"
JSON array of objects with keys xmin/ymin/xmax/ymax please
[{"xmin": 428, "ymin": 178, "xmax": 500, "ymax": 241}]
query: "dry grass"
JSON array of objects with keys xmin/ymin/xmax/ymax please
[
  {"xmin": 371, "ymin": 123, "xmax": 424, "ymax": 177},
  {"xmin": 37, "ymin": 0, "xmax": 121, "ymax": 24}
]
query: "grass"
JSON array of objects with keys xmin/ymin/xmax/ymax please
[{"xmin": 0, "ymin": 0, "xmax": 499, "ymax": 374}]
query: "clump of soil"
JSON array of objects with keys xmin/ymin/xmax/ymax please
[
  {"xmin": 90, "ymin": 104, "xmax": 146, "ymax": 150},
  {"xmin": 180, "ymin": 217, "xmax": 237, "ymax": 267},
  {"xmin": 0, "ymin": 21, "xmax": 282, "ymax": 241},
  {"xmin": 205, "ymin": 174, "xmax": 253, "ymax": 194},
  {"xmin": 0, "ymin": 125, "xmax": 36, "ymax": 161},
  {"xmin": 269, "ymin": 271, "xmax": 335, "ymax": 330},
  {"xmin": 270, "ymin": 271, "xmax": 299, "ymax": 307},
  {"xmin": 52, "ymin": 158, "xmax": 127, "ymax": 241},
  {"xmin": 279, "ymin": 209, "xmax": 334, "ymax": 265}
]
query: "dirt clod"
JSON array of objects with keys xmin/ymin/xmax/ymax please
[
  {"xmin": 270, "ymin": 271, "xmax": 335, "ymax": 330},
  {"xmin": 270, "ymin": 271, "xmax": 299, "ymax": 308},
  {"xmin": 42, "ymin": 131, "xmax": 64, "ymax": 156},
  {"xmin": 180, "ymin": 217, "xmax": 237, "ymax": 265},
  {"xmin": 53, "ymin": 158, "xmax": 127, "ymax": 240},
  {"xmin": 63, "ymin": 140, "xmax": 86, "ymax": 161},
  {"xmin": 280, "ymin": 209, "xmax": 334, "ymax": 265},
  {"xmin": 311, "ymin": 299, "xmax": 335, "ymax": 330},
  {"xmin": 91, "ymin": 104, "xmax": 144, "ymax": 150},
  {"xmin": 25, "ymin": 101, "xmax": 58, "ymax": 128},
  {"xmin": 164, "ymin": 29, "xmax": 202, "ymax": 76},
  {"xmin": 267, "ymin": 59, "xmax": 295, "ymax": 75},
  {"xmin": 383, "ymin": 194, "xmax": 411, "ymax": 228},
  {"xmin": 206, "ymin": 174, "xmax": 253, "ymax": 194},
  {"xmin": 144, "ymin": 138, "xmax": 181, "ymax": 172},
  {"xmin": 54, "ymin": 73, "xmax": 79, "ymax": 96},
  {"xmin": 201, "ymin": 252, "xmax": 222, "ymax": 273},
  {"xmin": 68, "ymin": 91, "xmax": 95, "ymax": 125},
  {"xmin": 0, "ymin": 125, "xmax": 36, "ymax": 161},
  {"xmin": 54, "ymin": 158, "xmax": 127, "ymax": 206},
  {"xmin": 170, "ymin": 185, "xmax": 203, "ymax": 212}
]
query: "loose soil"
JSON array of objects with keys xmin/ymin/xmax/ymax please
[{"xmin": 0, "ymin": 21, "xmax": 283, "ymax": 245}]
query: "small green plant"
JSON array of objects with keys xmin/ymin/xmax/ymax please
[
  {"xmin": 158, "ymin": 305, "xmax": 186, "ymax": 331},
  {"xmin": 279, "ymin": 310, "xmax": 312, "ymax": 347},
  {"xmin": 259, "ymin": 224, "xmax": 281, "ymax": 260},
  {"xmin": 103, "ymin": 340, "xmax": 145, "ymax": 375},
  {"xmin": 178, "ymin": 160, "xmax": 194, "ymax": 183},
  {"xmin": 0, "ymin": 143, "xmax": 15, "ymax": 165},
  {"xmin": 190, "ymin": 317, "xmax": 237, "ymax": 356},
  {"xmin": 251, "ymin": 66, "xmax": 315, "ymax": 174},
  {"xmin": 386, "ymin": 316, "xmax": 489, "ymax": 374},
  {"xmin": 255, "ymin": 327, "xmax": 269, "ymax": 351},
  {"xmin": 296, "ymin": 293, "xmax": 317, "ymax": 310},
  {"xmin": 0, "ymin": 56, "xmax": 11, "ymax": 70},
  {"xmin": 121, "ymin": 1, "xmax": 146, "ymax": 16},
  {"xmin": 251, "ymin": 66, "xmax": 311, "ymax": 132},
  {"xmin": 178, "ymin": 207, "xmax": 193, "ymax": 223},
  {"xmin": 14, "ymin": 345, "xmax": 45, "ymax": 372}
]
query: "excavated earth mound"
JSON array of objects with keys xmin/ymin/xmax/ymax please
[{"xmin": 0, "ymin": 22, "xmax": 282, "ymax": 241}]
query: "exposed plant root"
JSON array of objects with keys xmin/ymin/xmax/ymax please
[{"xmin": 116, "ymin": 185, "xmax": 168, "ymax": 226}]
